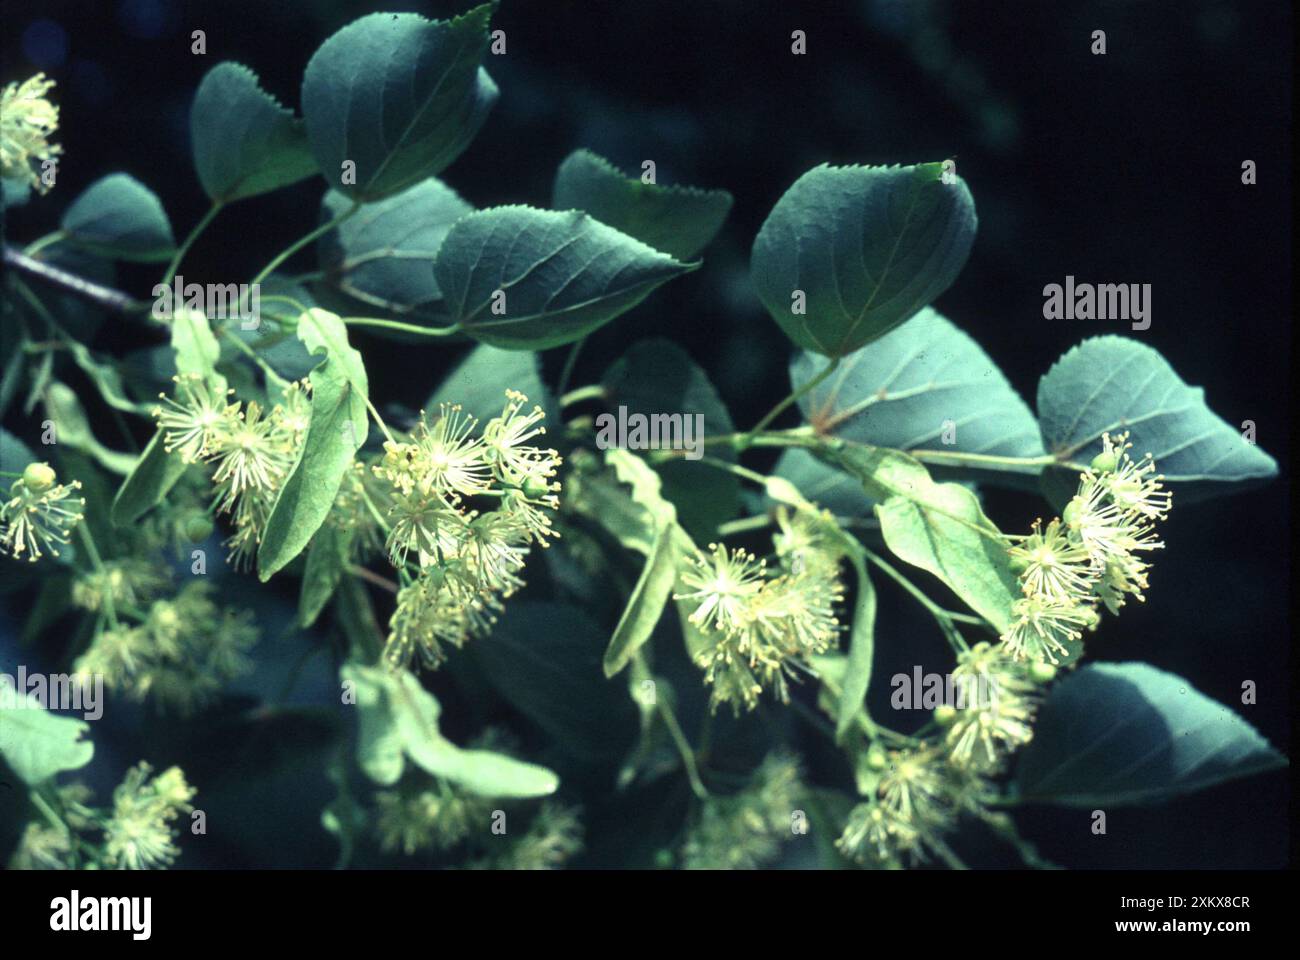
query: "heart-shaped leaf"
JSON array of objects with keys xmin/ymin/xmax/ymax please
[
  {"xmin": 191, "ymin": 62, "xmax": 316, "ymax": 203},
  {"xmin": 751, "ymin": 162, "xmax": 976, "ymax": 357},
  {"xmin": 426, "ymin": 342, "xmax": 556, "ymax": 425},
  {"xmin": 1037, "ymin": 336, "xmax": 1277, "ymax": 498},
  {"xmin": 474, "ymin": 601, "xmax": 638, "ymax": 760},
  {"xmin": 602, "ymin": 339, "xmax": 740, "ymax": 536},
  {"xmin": 436, "ymin": 206, "xmax": 697, "ymax": 350},
  {"xmin": 771, "ymin": 448, "xmax": 875, "ymax": 517},
  {"xmin": 0, "ymin": 676, "xmax": 94, "ymax": 786},
  {"xmin": 61, "ymin": 173, "xmax": 175, "ymax": 262},
  {"xmin": 319, "ymin": 178, "xmax": 471, "ymax": 318},
  {"xmin": 552, "ymin": 148, "xmax": 732, "ymax": 260},
  {"xmin": 793, "ymin": 307, "xmax": 1043, "ymax": 468},
  {"xmin": 301, "ymin": 5, "xmax": 498, "ymax": 202},
  {"xmin": 1013, "ymin": 662, "xmax": 1286, "ymax": 806}
]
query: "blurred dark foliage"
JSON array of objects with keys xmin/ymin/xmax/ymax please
[{"xmin": 1, "ymin": 0, "xmax": 1290, "ymax": 868}]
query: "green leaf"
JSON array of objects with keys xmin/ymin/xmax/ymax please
[
  {"xmin": 578, "ymin": 450, "xmax": 705, "ymax": 679},
  {"xmin": 771, "ymin": 448, "xmax": 875, "ymax": 517},
  {"xmin": 320, "ymin": 753, "xmax": 364, "ymax": 869},
  {"xmin": 0, "ymin": 675, "xmax": 94, "ymax": 786},
  {"xmin": 299, "ymin": 522, "xmax": 349, "ymax": 628},
  {"xmin": 426, "ymin": 342, "xmax": 557, "ymax": 426},
  {"xmin": 751, "ymin": 162, "xmax": 976, "ymax": 357},
  {"xmin": 1037, "ymin": 336, "xmax": 1278, "ymax": 498},
  {"xmin": 602, "ymin": 339, "xmax": 740, "ymax": 537},
  {"xmin": 15, "ymin": 244, "xmax": 117, "ymax": 345},
  {"xmin": 603, "ymin": 508, "xmax": 681, "ymax": 679},
  {"xmin": 60, "ymin": 173, "xmax": 176, "ymax": 262},
  {"xmin": 111, "ymin": 431, "xmax": 188, "ymax": 526},
  {"xmin": 603, "ymin": 447, "xmax": 686, "ymax": 530},
  {"xmin": 793, "ymin": 307, "xmax": 1043, "ymax": 466},
  {"xmin": 474, "ymin": 601, "xmax": 638, "ymax": 760},
  {"xmin": 811, "ymin": 654, "xmax": 868, "ymax": 740},
  {"xmin": 335, "ymin": 576, "xmax": 384, "ymax": 663},
  {"xmin": 552, "ymin": 148, "xmax": 732, "ymax": 259},
  {"xmin": 836, "ymin": 556, "xmax": 877, "ymax": 741},
  {"xmin": 567, "ymin": 465, "xmax": 657, "ymax": 556},
  {"xmin": 62, "ymin": 340, "xmax": 154, "ymax": 416},
  {"xmin": 0, "ymin": 428, "xmax": 38, "ymax": 474},
  {"xmin": 0, "ymin": 302, "xmax": 25, "ymax": 420},
  {"xmin": 191, "ymin": 62, "xmax": 317, "ymax": 204},
  {"xmin": 258, "ymin": 310, "xmax": 368, "ymax": 580},
  {"xmin": 829, "ymin": 443, "xmax": 1018, "ymax": 629},
  {"xmin": 41, "ymin": 382, "xmax": 135, "ymax": 475},
  {"xmin": 319, "ymin": 178, "xmax": 471, "ymax": 318},
  {"xmin": 2, "ymin": 175, "xmax": 31, "ymax": 209},
  {"xmin": 1013, "ymin": 662, "xmax": 1287, "ymax": 806},
  {"xmin": 297, "ymin": 308, "xmax": 369, "ymax": 395},
  {"xmin": 301, "ymin": 5, "xmax": 498, "ymax": 202},
  {"xmin": 436, "ymin": 206, "xmax": 698, "ymax": 350},
  {"xmin": 343, "ymin": 662, "xmax": 557, "ymax": 797},
  {"xmin": 169, "ymin": 307, "xmax": 225, "ymax": 388},
  {"xmin": 231, "ymin": 276, "xmax": 320, "ymax": 381}
]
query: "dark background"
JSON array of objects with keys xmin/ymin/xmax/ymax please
[{"xmin": 1, "ymin": 0, "xmax": 1291, "ymax": 868}]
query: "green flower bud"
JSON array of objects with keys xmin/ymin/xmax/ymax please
[
  {"xmin": 934, "ymin": 704, "xmax": 958, "ymax": 727},
  {"xmin": 23, "ymin": 462, "xmax": 57, "ymax": 493},
  {"xmin": 865, "ymin": 744, "xmax": 888, "ymax": 771},
  {"xmin": 1090, "ymin": 450, "xmax": 1118, "ymax": 473},
  {"xmin": 521, "ymin": 475, "xmax": 551, "ymax": 500},
  {"xmin": 182, "ymin": 512, "xmax": 214, "ymax": 543},
  {"xmin": 1062, "ymin": 498, "xmax": 1081, "ymax": 527},
  {"xmin": 1028, "ymin": 662, "xmax": 1058, "ymax": 684}
]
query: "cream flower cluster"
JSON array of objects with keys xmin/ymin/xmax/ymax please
[
  {"xmin": 8, "ymin": 766, "xmax": 197, "ymax": 871},
  {"xmin": 100, "ymin": 763, "xmax": 197, "ymax": 870},
  {"xmin": 155, "ymin": 374, "xmax": 311, "ymax": 568},
  {"xmin": 1001, "ymin": 432, "xmax": 1171, "ymax": 664},
  {"xmin": 73, "ymin": 580, "xmax": 258, "ymax": 714},
  {"xmin": 0, "ymin": 74, "xmax": 62, "ymax": 193},
  {"xmin": 679, "ymin": 751, "xmax": 805, "ymax": 869},
  {"xmin": 0, "ymin": 462, "xmax": 85, "ymax": 562},
  {"xmin": 676, "ymin": 507, "xmax": 845, "ymax": 713},
  {"xmin": 838, "ymin": 746, "xmax": 956, "ymax": 865},
  {"xmin": 374, "ymin": 391, "xmax": 561, "ymax": 668}
]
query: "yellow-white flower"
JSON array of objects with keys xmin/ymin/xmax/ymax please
[
  {"xmin": 155, "ymin": 374, "xmax": 236, "ymax": 463},
  {"xmin": 1001, "ymin": 595, "xmax": 1096, "ymax": 664},
  {"xmin": 0, "ymin": 74, "xmax": 62, "ymax": 193},
  {"xmin": 676, "ymin": 543, "xmax": 766, "ymax": 635},
  {"xmin": 0, "ymin": 469, "xmax": 85, "ymax": 562},
  {"xmin": 1008, "ymin": 518, "xmax": 1097, "ymax": 605},
  {"xmin": 414, "ymin": 404, "xmax": 492, "ymax": 499}
]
